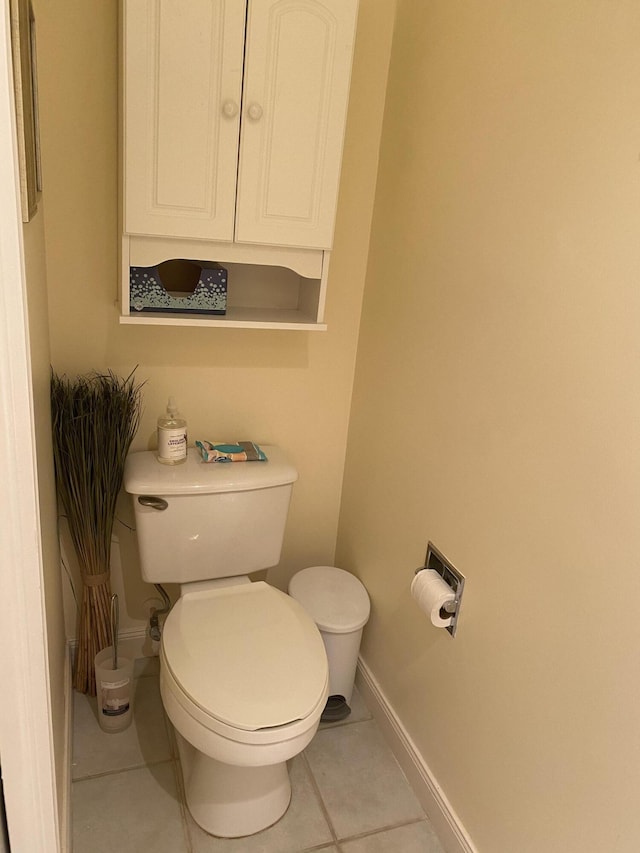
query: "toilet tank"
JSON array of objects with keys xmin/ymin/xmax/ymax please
[{"xmin": 123, "ymin": 446, "xmax": 298, "ymax": 584}]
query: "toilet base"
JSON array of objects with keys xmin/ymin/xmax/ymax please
[{"xmin": 176, "ymin": 731, "xmax": 292, "ymax": 838}]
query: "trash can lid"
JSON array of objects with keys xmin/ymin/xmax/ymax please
[{"xmin": 289, "ymin": 566, "xmax": 371, "ymax": 634}]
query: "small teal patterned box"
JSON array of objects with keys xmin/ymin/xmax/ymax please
[{"xmin": 129, "ymin": 259, "xmax": 227, "ymax": 315}]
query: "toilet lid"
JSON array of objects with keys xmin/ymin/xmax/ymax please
[{"xmin": 162, "ymin": 582, "xmax": 328, "ymax": 731}]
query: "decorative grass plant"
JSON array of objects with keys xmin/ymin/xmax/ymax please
[{"xmin": 51, "ymin": 369, "xmax": 143, "ymax": 695}]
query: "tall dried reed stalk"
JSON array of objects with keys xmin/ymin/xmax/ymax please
[{"xmin": 51, "ymin": 369, "xmax": 143, "ymax": 695}]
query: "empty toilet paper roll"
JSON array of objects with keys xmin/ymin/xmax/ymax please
[{"xmin": 411, "ymin": 569, "xmax": 456, "ymax": 628}]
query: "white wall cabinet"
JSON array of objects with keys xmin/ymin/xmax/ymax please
[{"xmin": 120, "ymin": 0, "xmax": 358, "ymax": 330}]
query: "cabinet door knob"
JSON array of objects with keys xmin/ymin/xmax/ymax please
[
  {"xmin": 247, "ymin": 103, "xmax": 263, "ymax": 121},
  {"xmin": 222, "ymin": 100, "xmax": 239, "ymax": 118}
]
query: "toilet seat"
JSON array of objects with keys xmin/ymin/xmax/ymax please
[{"xmin": 161, "ymin": 582, "xmax": 329, "ymax": 735}]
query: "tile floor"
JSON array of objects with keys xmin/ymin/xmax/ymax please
[{"xmin": 72, "ymin": 658, "xmax": 445, "ymax": 853}]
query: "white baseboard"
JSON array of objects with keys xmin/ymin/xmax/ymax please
[
  {"xmin": 356, "ymin": 657, "xmax": 477, "ymax": 853},
  {"xmin": 60, "ymin": 643, "xmax": 73, "ymax": 853},
  {"xmin": 115, "ymin": 627, "xmax": 159, "ymax": 662},
  {"xmin": 66, "ymin": 627, "xmax": 158, "ymax": 664}
]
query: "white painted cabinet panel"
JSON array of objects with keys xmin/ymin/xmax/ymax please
[
  {"xmin": 124, "ymin": 0, "xmax": 356, "ymax": 250},
  {"xmin": 236, "ymin": 0, "xmax": 358, "ymax": 249},
  {"xmin": 123, "ymin": 0, "xmax": 245, "ymax": 241},
  {"xmin": 121, "ymin": 0, "xmax": 357, "ymax": 328}
]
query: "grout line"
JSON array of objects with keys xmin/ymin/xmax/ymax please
[
  {"xmin": 335, "ymin": 816, "xmax": 430, "ymax": 846},
  {"xmin": 302, "ymin": 714, "xmax": 430, "ymax": 848},
  {"xmin": 71, "ymin": 757, "xmax": 177, "ymax": 784},
  {"xmin": 169, "ymin": 756, "xmax": 193, "ymax": 853},
  {"xmin": 301, "ymin": 750, "xmax": 340, "ymax": 847},
  {"xmin": 318, "ymin": 715, "xmax": 371, "ymax": 732},
  {"xmin": 161, "ymin": 705, "xmax": 179, "ymax": 758},
  {"xmin": 167, "ymin": 725, "xmax": 196, "ymax": 853}
]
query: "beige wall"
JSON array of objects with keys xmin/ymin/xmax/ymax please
[
  {"xmin": 36, "ymin": 0, "xmax": 395, "ymax": 627},
  {"xmin": 337, "ymin": 1, "xmax": 640, "ymax": 851},
  {"xmin": 22, "ymin": 200, "xmax": 66, "ymax": 837}
]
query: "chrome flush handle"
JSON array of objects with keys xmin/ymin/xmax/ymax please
[{"xmin": 137, "ymin": 495, "xmax": 168, "ymax": 511}]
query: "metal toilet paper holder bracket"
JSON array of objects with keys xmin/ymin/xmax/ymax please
[{"xmin": 415, "ymin": 542, "xmax": 465, "ymax": 637}]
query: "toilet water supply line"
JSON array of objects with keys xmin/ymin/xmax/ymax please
[{"xmin": 149, "ymin": 584, "xmax": 171, "ymax": 641}]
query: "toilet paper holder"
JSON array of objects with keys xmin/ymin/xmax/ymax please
[{"xmin": 415, "ymin": 542, "xmax": 465, "ymax": 637}]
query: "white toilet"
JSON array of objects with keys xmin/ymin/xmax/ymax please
[{"xmin": 123, "ymin": 447, "xmax": 329, "ymax": 838}]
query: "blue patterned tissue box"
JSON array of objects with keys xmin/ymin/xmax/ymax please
[{"xmin": 129, "ymin": 259, "xmax": 227, "ymax": 315}]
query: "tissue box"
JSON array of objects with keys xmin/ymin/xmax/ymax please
[{"xmin": 129, "ymin": 259, "xmax": 227, "ymax": 315}]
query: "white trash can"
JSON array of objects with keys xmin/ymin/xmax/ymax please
[{"xmin": 289, "ymin": 566, "xmax": 370, "ymax": 722}]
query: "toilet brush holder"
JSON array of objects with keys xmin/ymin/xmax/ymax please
[{"xmin": 94, "ymin": 647, "xmax": 134, "ymax": 733}]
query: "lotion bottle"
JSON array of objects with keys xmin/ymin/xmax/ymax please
[{"xmin": 157, "ymin": 397, "xmax": 187, "ymax": 465}]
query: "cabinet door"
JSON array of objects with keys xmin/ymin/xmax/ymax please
[
  {"xmin": 235, "ymin": 0, "xmax": 358, "ymax": 250},
  {"xmin": 123, "ymin": 0, "xmax": 245, "ymax": 241}
]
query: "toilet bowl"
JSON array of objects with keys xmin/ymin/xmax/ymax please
[
  {"xmin": 158, "ymin": 581, "xmax": 328, "ymax": 836},
  {"xmin": 123, "ymin": 446, "xmax": 327, "ymax": 837}
]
